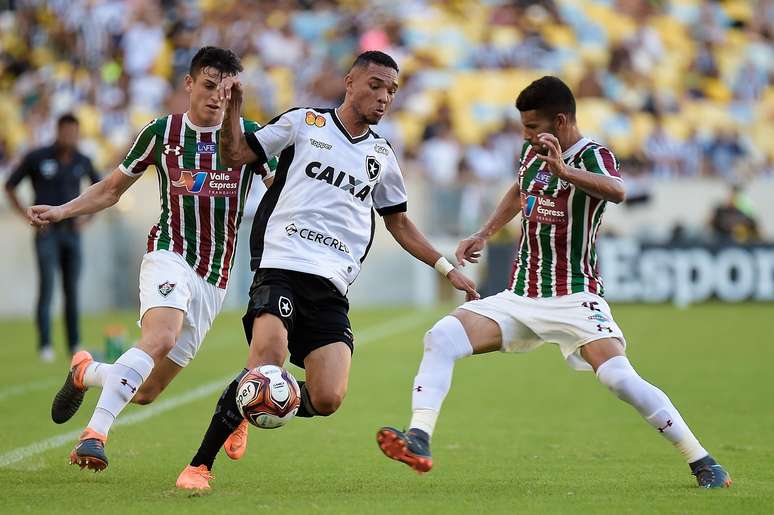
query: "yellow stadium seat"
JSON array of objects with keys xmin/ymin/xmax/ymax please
[{"xmin": 74, "ymin": 105, "xmax": 101, "ymax": 139}]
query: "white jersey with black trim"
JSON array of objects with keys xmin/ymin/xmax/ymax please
[{"xmin": 245, "ymin": 107, "xmax": 408, "ymax": 295}]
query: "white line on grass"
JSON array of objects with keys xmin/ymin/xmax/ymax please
[
  {"xmin": 0, "ymin": 376, "xmax": 232, "ymax": 468},
  {"xmin": 0, "ymin": 378, "xmax": 58, "ymax": 403},
  {"xmin": 0, "ymin": 308, "xmax": 440, "ymax": 468}
]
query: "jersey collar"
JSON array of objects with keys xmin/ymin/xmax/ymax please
[
  {"xmin": 183, "ymin": 112, "xmax": 222, "ymax": 132},
  {"xmin": 561, "ymin": 137, "xmax": 591, "ymax": 161},
  {"xmin": 331, "ymin": 108, "xmax": 371, "ymax": 143}
]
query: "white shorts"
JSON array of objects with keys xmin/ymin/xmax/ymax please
[
  {"xmin": 459, "ymin": 290, "xmax": 626, "ymax": 371},
  {"xmin": 138, "ymin": 250, "xmax": 227, "ymax": 367}
]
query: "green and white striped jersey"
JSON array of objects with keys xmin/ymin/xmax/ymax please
[
  {"xmin": 510, "ymin": 137, "xmax": 622, "ymax": 298},
  {"xmin": 119, "ymin": 112, "xmax": 276, "ymax": 289}
]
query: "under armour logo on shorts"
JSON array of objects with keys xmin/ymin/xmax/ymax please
[{"xmin": 278, "ymin": 296, "xmax": 293, "ymax": 318}]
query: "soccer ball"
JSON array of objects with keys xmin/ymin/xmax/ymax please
[{"xmin": 235, "ymin": 365, "xmax": 301, "ymax": 429}]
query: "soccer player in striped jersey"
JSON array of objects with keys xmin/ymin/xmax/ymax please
[
  {"xmin": 27, "ymin": 47, "xmax": 276, "ymax": 472},
  {"xmin": 377, "ymin": 76, "xmax": 731, "ymax": 489}
]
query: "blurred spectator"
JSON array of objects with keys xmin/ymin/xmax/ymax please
[
  {"xmin": 710, "ymin": 186, "xmax": 760, "ymax": 243},
  {"xmin": 706, "ymin": 129, "xmax": 748, "ymax": 179},
  {"xmin": 680, "ymin": 128, "xmax": 708, "ymax": 177},
  {"xmin": 733, "ymin": 61, "xmax": 768, "ymax": 103},
  {"xmin": 419, "ymin": 122, "xmax": 463, "ymax": 235},
  {"xmin": 643, "ymin": 118, "xmax": 681, "ymax": 177},
  {"xmin": 576, "ymin": 67, "xmax": 604, "ymax": 98},
  {"xmin": 4, "ymin": 114, "xmax": 101, "ymax": 362},
  {"xmin": 625, "ymin": 17, "xmax": 664, "ymax": 77}
]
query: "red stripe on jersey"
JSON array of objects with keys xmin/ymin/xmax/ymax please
[
  {"xmin": 166, "ymin": 114, "xmax": 184, "ymax": 254},
  {"xmin": 598, "ymin": 147, "xmax": 620, "ymax": 177},
  {"xmin": 572, "ymin": 141, "xmax": 596, "ymax": 164},
  {"xmin": 195, "ymin": 131, "xmax": 214, "ymax": 278},
  {"xmin": 584, "ymin": 196, "xmax": 603, "ymax": 294},
  {"xmin": 554, "ymin": 219, "xmax": 569, "ymax": 296},
  {"xmin": 218, "ymin": 195, "xmax": 237, "ymax": 289},
  {"xmin": 508, "ymin": 229, "xmax": 526, "ymax": 290},
  {"xmin": 526, "ymin": 222, "xmax": 540, "ymax": 297},
  {"xmin": 147, "ymin": 225, "xmax": 159, "ymax": 252}
]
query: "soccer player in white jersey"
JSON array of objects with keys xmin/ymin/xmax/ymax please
[
  {"xmin": 27, "ymin": 47, "xmax": 276, "ymax": 472},
  {"xmin": 376, "ymin": 77, "xmax": 732, "ymax": 489},
  {"xmin": 175, "ymin": 51, "xmax": 479, "ymax": 490}
]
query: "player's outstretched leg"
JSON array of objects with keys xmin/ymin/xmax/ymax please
[
  {"xmin": 377, "ymin": 315, "xmax": 475, "ymax": 473},
  {"xmin": 594, "ymin": 353, "xmax": 731, "ymax": 488},
  {"xmin": 51, "ymin": 350, "xmax": 94, "ymax": 423},
  {"xmin": 177, "ymin": 369, "xmax": 248, "ymax": 489},
  {"xmin": 69, "ymin": 347, "xmax": 155, "ymax": 471}
]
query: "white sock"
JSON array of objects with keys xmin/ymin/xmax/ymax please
[
  {"xmin": 409, "ymin": 316, "xmax": 473, "ymax": 437},
  {"xmin": 87, "ymin": 347, "xmax": 154, "ymax": 436},
  {"xmin": 596, "ymin": 356, "xmax": 708, "ymax": 463},
  {"xmin": 83, "ymin": 362, "xmax": 113, "ymax": 388}
]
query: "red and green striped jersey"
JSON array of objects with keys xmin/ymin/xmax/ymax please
[
  {"xmin": 510, "ymin": 137, "xmax": 622, "ymax": 298},
  {"xmin": 119, "ymin": 112, "xmax": 276, "ymax": 289}
]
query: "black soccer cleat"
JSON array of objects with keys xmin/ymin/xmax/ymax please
[
  {"xmin": 69, "ymin": 429, "xmax": 109, "ymax": 472},
  {"xmin": 376, "ymin": 426, "xmax": 433, "ymax": 474},
  {"xmin": 51, "ymin": 351, "xmax": 93, "ymax": 424},
  {"xmin": 690, "ymin": 455, "xmax": 732, "ymax": 488}
]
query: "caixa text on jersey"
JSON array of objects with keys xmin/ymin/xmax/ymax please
[{"xmin": 305, "ymin": 161, "xmax": 373, "ymax": 201}]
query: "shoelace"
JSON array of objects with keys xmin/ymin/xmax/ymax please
[{"xmin": 193, "ymin": 467, "xmax": 214, "ymax": 481}]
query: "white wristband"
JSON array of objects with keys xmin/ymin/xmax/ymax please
[{"xmin": 433, "ymin": 256, "xmax": 455, "ymax": 277}]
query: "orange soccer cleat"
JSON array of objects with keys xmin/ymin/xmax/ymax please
[
  {"xmin": 69, "ymin": 428, "xmax": 108, "ymax": 471},
  {"xmin": 376, "ymin": 427, "xmax": 433, "ymax": 474},
  {"xmin": 176, "ymin": 465, "xmax": 213, "ymax": 491},
  {"xmin": 224, "ymin": 419, "xmax": 249, "ymax": 460}
]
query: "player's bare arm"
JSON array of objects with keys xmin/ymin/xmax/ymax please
[
  {"xmin": 383, "ymin": 212, "xmax": 479, "ymax": 301},
  {"xmin": 218, "ymin": 77, "xmax": 258, "ymax": 168},
  {"xmin": 537, "ymin": 133, "xmax": 625, "ymax": 204},
  {"xmin": 27, "ymin": 168, "xmax": 139, "ymax": 227},
  {"xmin": 456, "ymin": 181, "xmax": 522, "ymax": 266}
]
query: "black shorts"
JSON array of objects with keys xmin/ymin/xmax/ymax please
[{"xmin": 242, "ymin": 268, "xmax": 354, "ymax": 368}]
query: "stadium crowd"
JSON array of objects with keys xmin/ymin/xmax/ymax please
[{"xmin": 1, "ymin": 0, "xmax": 772, "ymax": 236}]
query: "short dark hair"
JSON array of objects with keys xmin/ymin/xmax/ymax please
[
  {"xmin": 515, "ymin": 76, "xmax": 575, "ymax": 121},
  {"xmin": 189, "ymin": 46, "xmax": 243, "ymax": 78},
  {"xmin": 57, "ymin": 113, "xmax": 79, "ymax": 127},
  {"xmin": 351, "ymin": 50, "xmax": 399, "ymax": 73}
]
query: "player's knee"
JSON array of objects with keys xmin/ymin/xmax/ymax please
[
  {"xmin": 132, "ymin": 390, "xmax": 157, "ymax": 405},
  {"xmin": 132, "ymin": 382, "xmax": 161, "ymax": 404},
  {"xmin": 310, "ymin": 389, "xmax": 346, "ymax": 416},
  {"xmin": 423, "ymin": 316, "xmax": 472, "ymax": 361},
  {"xmin": 596, "ymin": 356, "xmax": 641, "ymax": 400},
  {"xmin": 141, "ymin": 330, "xmax": 177, "ymax": 358},
  {"xmin": 249, "ymin": 333, "xmax": 287, "ymax": 367}
]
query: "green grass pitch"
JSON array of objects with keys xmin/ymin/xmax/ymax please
[{"xmin": 0, "ymin": 303, "xmax": 772, "ymax": 514}]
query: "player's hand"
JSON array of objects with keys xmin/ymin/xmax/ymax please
[
  {"xmin": 447, "ymin": 269, "xmax": 480, "ymax": 301},
  {"xmin": 217, "ymin": 76, "xmax": 243, "ymax": 106},
  {"xmin": 536, "ymin": 133, "xmax": 568, "ymax": 179},
  {"xmin": 455, "ymin": 233, "xmax": 486, "ymax": 266},
  {"xmin": 27, "ymin": 205, "xmax": 64, "ymax": 227}
]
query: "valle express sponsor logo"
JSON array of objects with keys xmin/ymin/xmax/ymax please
[{"xmin": 171, "ymin": 169, "xmax": 239, "ymax": 195}]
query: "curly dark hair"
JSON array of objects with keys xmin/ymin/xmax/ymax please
[{"xmin": 516, "ymin": 76, "xmax": 575, "ymax": 121}]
